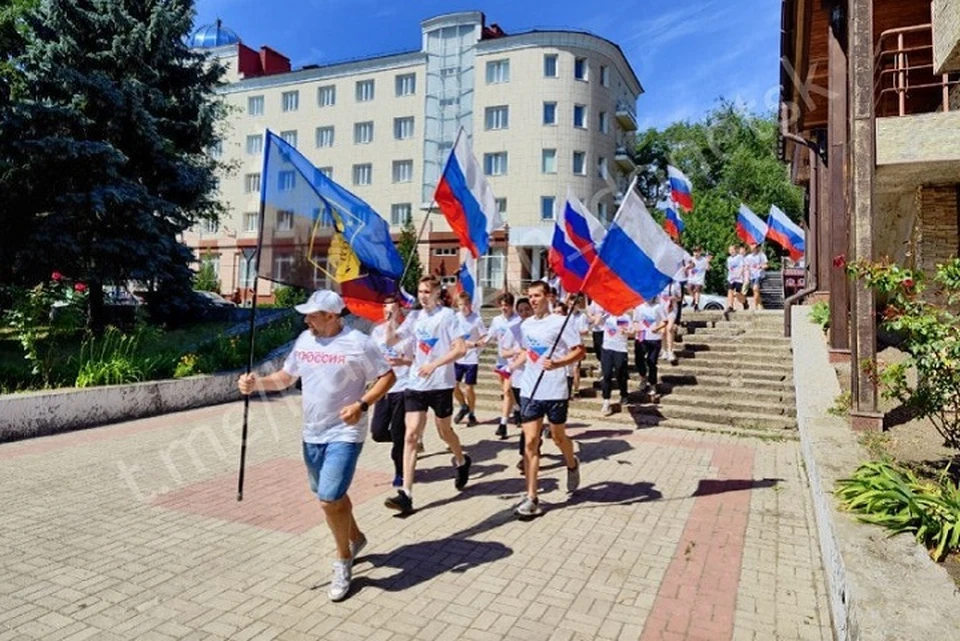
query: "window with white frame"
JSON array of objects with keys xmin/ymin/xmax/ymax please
[
  {"xmin": 541, "ymin": 197, "xmax": 556, "ymax": 221},
  {"xmin": 484, "ymin": 106, "xmax": 509, "ymax": 130},
  {"xmin": 247, "ymin": 95, "xmax": 264, "ymax": 116},
  {"xmin": 392, "ymin": 160, "xmax": 413, "ymax": 183},
  {"xmin": 317, "ymin": 85, "xmax": 336, "ymax": 107},
  {"xmin": 434, "ymin": 248, "xmax": 458, "ymax": 256},
  {"xmin": 541, "ymin": 149, "xmax": 557, "ymax": 174},
  {"xmin": 485, "ymin": 59, "xmax": 510, "ymax": 84},
  {"xmin": 278, "ymin": 170, "xmax": 296, "ymax": 191},
  {"xmin": 544, "ymin": 54, "xmax": 558, "ymax": 78},
  {"xmin": 496, "ymin": 198, "xmax": 507, "ymax": 215},
  {"xmin": 483, "ymin": 152, "xmax": 508, "ymax": 176},
  {"xmin": 243, "ymin": 173, "xmax": 260, "ymax": 193},
  {"xmin": 598, "ymin": 156, "xmax": 608, "ymax": 179},
  {"xmin": 201, "ymin": 253, "xmax": 220, "ymax": 277},
  {"xmin": 315, "ymin": 126, "xmax": 334, "ymax": 148},
  {"xmin": 597, "ymin": 202, "xmax": 609, "ymax": 224},
  {"xmin": 352, "ymin": 163, "xmax": 372, "ymax": 185},
  {"xmin": 200, "ymin": 219, "xmax": 219, "ymax": 234},
  {"xmin": 276, "ymin": 209, "xmax": 294, "ymax": 231},
  {"xmin": 390, "ymin": 203, "xmax": 412, "ymax": 226},
  {"xmin": 599, "ymin": 111, "xmax": 609, "ymax": 134},
  {"xmin": 280, "ymin": 130, "xmax": 297, "ymax": 148},
  {"xmin": 319, "ymin": 166, "xmax": 333, "ymax": 178},
  {"xmin": 573, "ymin": 151, "xmax": 586, "ymax": 175},
  {"xmin": 281, "ymin": 90, "xmax": 299, "ymax": 112},
  {"xmin": 312, "ymin": 256, "xmax": 330, "ymax": 290},
  {"xmin": 573, "ymin": 104, "xmax": 586, "ymax": 128},
  {"xmin": 440, "ymin": 66, "xmax": 458, "ymax": 78},
  {"xmin": 543, "ymin": 102, "xmax": 557, "ymax": 125},
  {"xmin": 393, "ymin": 117, "xmax": 414, "ymax": 140},
  {"xmin": 354, "ymin": 121, "xmax": 374, "ymax": 144},
  {"xmin": 600, "ymin": 65, "xmax": 610, "ymax": 86},
  {"xmin": 243, "ymin": 211, "xmax": 259, "ymax": 233},
  {"xmin": 246, "ymin": 134, "xmax": 263, "ymax": 155},
  {"xmin": 355, "ymin": 79, "xmax": 374, "ymax": 102},
  {"xmin": 273, "ymin": 254, "xmax": 294, "ymax": 282},
  {"xmin": 439, "ymin": 97, "xmax": 459, "ymax": 108},
  {"xmin": 208, "ymin": 140, "xmax": 222, "ymax": 159},
  {"xmin": 395, "ymin": 73, "xmax": 416, "ymax": 96},
  {"xmin": 238, "ymin": 254, "xmax": 256, "ymax": 288},
  {"xmin": 574, "ymin": 57, "xmax": 588, "ymax": 81}
]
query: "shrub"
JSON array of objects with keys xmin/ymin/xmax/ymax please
[
  {"xmin": 173, "ymin": 353, "xmax": 200, "ymax": 378},
  {"xmin": 809, "ymin": 301, "xmax": 830, "ymax": 332},
  {"xmin": 75, "ymin": 326, "xmax": 163, "ymax": 388},
  {"xmin": 273, "ymin": 286, "xmax": 309, "ymax": 308}
]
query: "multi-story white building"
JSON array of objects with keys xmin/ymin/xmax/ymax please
[{"xmin": 188, "ymin": 11, "xmax": 642, "ymax": 303}]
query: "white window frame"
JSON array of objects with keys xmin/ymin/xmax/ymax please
[
  {"xmin": 243, "ymin": 173, "xmax": 260, "ymax": 194},
  {"xmin": 281, "ymin": 90, "xmax": 299, "ymax": 112},
  {"xmin": 574, "ymin": 57, "xmax": 588, "ymax": 81},
  {"xmin": 245, "ymin": 134, "xmax": 263, "ymax": 155},
  {"xmin": 434, "ymin": 248, "xmax": 458, "ymax": 256},
  {"xmin": 355, "ymin": 79, "xmax": 375, "ymax": 102},
  {"xmin": 541, "ymin": 149, "xmax": 557, "ymax": 174},
  {"xmin": 393, "ymin": 117, "xmax": 414, "ymax": 140},
  {"xmin": 573, "ymin": 151, "xmax": 586, "ymax": 176},
  {"xmin": 315, "ymin": 126, "xmax": 334, "ymax": 148},
  {"xmin": 573, "ymin": 104, "xmax": 587, "ymax": 129},
  {"xmin": 598, "ymin": 156, "xmax": 608, "ymax": 179},
  {"xmin": 392, "ymin": 160, "xmax": 413, "ymax": 184},
  {"xmin": 354, "ymin": 121, "xmax": 374, "ymax": 145},
  {"xmin": 238, "ymin": 253, "xmax": 256, "ymax": 288},
  {"xmin": 280, "ymin": 130, "xmax": 298, "ymax": 148},
  {"xmin": 483, "ymin": 152, "xmax": 508, "ymax": 176},
  {"xmin": 484, "ymin": 106, "xmax": 509, "ymax": 130},
  {"xmin": 485, "ymin": 59, "xmax": 510, "ymax": 84},
  {"xmin": 390, "ymin": 203, "xmax": 412, "ymax": 226},
  {"xmin": 544, "ymin": 54, "xmax": 558, "ymax": 78},
  {"xmin": 243, "ymin": 211, "xmax": 260, "ymax": 233},
  {"xmin": 541, "ymin": 197, "xmax": 556, "ymax": 221},
  {"xmin": 247, "ymin": 95, "xmax": 264, "ymax": 116},
  {"xmin": 201, "ymin": 253, "xmax": 220, "ymax": 277},
  {"xmin": 317, "ymin": 85, "xmax": 336, "ymax": 107},
  {"xmin": 395, "ymin": 73, "xmax": 416, "ymax": 96},
  {"xmin": 278, "ymin": 170, "xmax": 296, "ymax": 191},
  {"xmin": 599, "ymin": 111, "xmax": 609, "ymax": 134},
  {"xmin": 352, "ymin": 163, "xmax": 372, "ymax": 185},
  {"xmin": 273, "ymin": 254, "xmax": 294, "ymax": 283},
  {"xmin": 600, "ymin": 65, "xmax": 610, "ymax": 87},
  {"xmin": 543, "ymin": 101, "xmax": 557, "ymax": 126},
  {"xmin": 319, "ymin": 166, "xmax": 333, "ymax": 178},
  {"xmin": 276, "ymin": 209, "xmax": 294, "ymax": 232},
  {"xmin": 495, "ymin": 198, "xmax": 507, "ymax": 215}
]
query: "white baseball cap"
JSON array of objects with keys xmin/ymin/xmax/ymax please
[{"xmin": 294, "ymin": 290, "xmax": 345, "ymax": 315}]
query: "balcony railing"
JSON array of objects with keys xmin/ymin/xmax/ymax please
[
  {"xmin": 615, "ymin": 101, "xmax": 638, "ymax": 131},
  {"xmin": 875, "ymin": 23, "xmax": 960, "ymax": 117}
]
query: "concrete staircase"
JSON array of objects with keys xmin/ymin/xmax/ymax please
[
  {"xmin": 760, "ymin": 272, "xmax": 785, "ymax": 310},
  {"xmin": 471, "ymin": 309, "xmax": 798, "ymax": 441}
]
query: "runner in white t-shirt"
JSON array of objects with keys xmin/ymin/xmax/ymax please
[
  {"xmin": 508, "ymin": 281, "xmax": 585, "ymax": 519},
  {"xmin": 633, "ymin": 299, "xmax": 669, "ymax": 402},
  {"xmin": 452, "ymin": 292, "xmax": 487, "ymax": 427},
  {"xmin": 725, "ymin": 244, "xmax": 747, "ymax": 318},
  {"xmin": 598, "ymin": 307, "xmax": 633, "ymax": 416},
  {"xmin": 744, "ymin": 244, "xmax": 768, "ymax": 311},
  {"xmin": 487, "ymin": 291, "xmax": 524, "ymax": 439},
  {"xmin": 659, "ymin": 280, "xmax": 682, "ymax": 364},
  {"xmin": 687, "ymin": 247, "xmax": 711, "ymax": 311},
  {"xmin": 237, "ymin": 290, "xmax": 396, "ymax": 602},
  {"xmin": 384, "ymin": 276, "xmax": 470, "ymax": 515}
]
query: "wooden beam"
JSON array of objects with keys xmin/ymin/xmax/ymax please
[{"xmin": 827, "ymin": 2, "xmax": 850, "ymax": 358}]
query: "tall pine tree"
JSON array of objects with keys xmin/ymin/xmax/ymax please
[{"xmin": 7, "ymin": 0, "xmax": 225, "ymax": 329}]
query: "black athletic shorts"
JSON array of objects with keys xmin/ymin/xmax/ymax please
[
  {"xmin": 404, "ymin": 388, "xmax": 454, "ymax": 419},
  {"xmin": 519, "ymin": 398, "xmax": 569, "ymax": 425}
]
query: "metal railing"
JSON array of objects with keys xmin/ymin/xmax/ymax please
[{"xmin": 875, "ymin": 23, "xmax": 960, "ymax": 117}]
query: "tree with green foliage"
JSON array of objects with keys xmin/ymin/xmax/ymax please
[
  {"xmin": 634, "ymin": 102, "xmax": 805, "ymax": 294},
  {"xmin": 2, "ymin": 0, "xmax": 226, "ymax": 331},
  {"xmin": 193, "ymin": 254, "xmax": 220, "ymax": 293},
  {"xmin": 397, "ymin": 214, "xmax": 423, "ymax": 294}
]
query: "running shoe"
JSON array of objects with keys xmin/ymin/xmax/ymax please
[
  {"xmin": 514, "ymin": 496, "xmax": 543, "ymax": 519},
  {"xmin": 454, "ymin": 455, "xmax": 472, "ymax": 490},
  {"xmin": 454, "ymin": 406, "xmax": 470, "ymax": 424},
  {"xmin": 567, "ymin": 456, "xmax": 581, "ymax": 493},
  {"xmin": 384, "ymin": 491, "xmax": 413, "ymax": 514},
  {"xmin": 328, "ymin": 559, "xmax": 352, "ymax": 602},
  {"xmin": 495, "ymin": 423, "xmax": 508, "ymax": 439}
]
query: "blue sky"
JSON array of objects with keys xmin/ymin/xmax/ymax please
[{"xmin": 194, "ymin": 0, "xmax": 782, "ymax": 130}]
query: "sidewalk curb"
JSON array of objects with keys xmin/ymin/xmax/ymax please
[{"xmin": 791, "ymin": 306, "xmax": 960, "ymax": 641}]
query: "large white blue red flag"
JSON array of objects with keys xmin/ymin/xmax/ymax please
[
  {"xmin": 667, "ymin": 165, "xmax": 694, "ymax": 212},
  {"xmin": 434, "ymin": 130, "xmax": 503, "ymax": 259},
  {"xmin": 766, "ymin": 205, "xmax": 805, "ymax": 261},
  {"xmin": 657, "ymin": 198, "xmax": 685, "ymax": 240},
  {"xmin": 581, "ymin": 183, "xmax": 688, "ymax": 316},
  {"xmin": 548, "ymin": 189, "xmax": 606, "ymax": 294},
  {"xmin": 455, "ymin": 254, "xmax": 482, "ymax": 308},
  {"xmin": 735, "ymin": 204, "xmax": 769, "ymax": 246}
]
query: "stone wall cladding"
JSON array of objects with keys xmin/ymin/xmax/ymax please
[{"xmin": 915, "ymin": 185, "xmax": 959, "ymax": 286}]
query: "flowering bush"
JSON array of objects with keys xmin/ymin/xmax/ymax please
[{"xmin": 850, "ymin": 258, "xmax": 960, "ymax": 449}]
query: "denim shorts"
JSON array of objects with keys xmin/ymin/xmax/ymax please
[
  {"xmin": 302, "ymin": 441, "xmax": 363, "ymax": 502},
  {"xmin": 519, "ymin": 397, "xmax": 569, "ymax": 425}
]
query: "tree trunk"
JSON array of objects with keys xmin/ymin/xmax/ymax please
[{"xmin": 87, "ymin": 280, "xmax": 105, "ymax": 336}]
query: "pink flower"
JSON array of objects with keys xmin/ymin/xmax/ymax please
[
  {"xmin": 902, "ymin": 278, "xmax": 915, "ymax": 290},
  {"xmin": 833, "ymin": 255, "xmax": 846, "ymax": 269},
  {"xmin": 51, "ymin": 271, "xmax": 63, "ymax": 281},
  {"xmin": 74, "ymin": 283, "xmax": 87, "ymax": 293}
]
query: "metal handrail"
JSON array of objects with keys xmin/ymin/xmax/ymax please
[{"xmin": 873, "ymin": 23, "xmax": 959, "ymax": 117}]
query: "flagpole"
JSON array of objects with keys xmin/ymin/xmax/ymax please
[{"xmin": 237, "ymin": 129, "xmax": 271, "ymax": 502}]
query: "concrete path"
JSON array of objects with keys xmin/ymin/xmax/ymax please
[{"xmin": 0, "ymin": 394, "xmax": 833, "ymax": 641}]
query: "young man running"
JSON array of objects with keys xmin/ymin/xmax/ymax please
[
  {"xmin": 370, "ymin": 296, "xmax": 414, "ymax": 488},
  {"xmin": 488, "ymin": 292, "xmax": 523, "ymax": 439},
  {"xmin": 453, "ymin": 291, "xmax": 487, "ymax": 427},
  {"xmin": 687, "ymin": 247, "xmax": 711, "ymax": 311},
  {"xmin": 744, "ymin": 244, "xmax": 768, "ymax": 311},
  {"xmin": 384, "ymin": 276, "xmax": 470, "ymax": 515},
  {"xmin": 509, "ymin": 281, "xmax": 585, "ymax": 518},
  {"xmin": 237, "ymin": 290, "xmax": 396, "ymax": 601},
  {"xmin": 598, "ymin": 306, "xmax": 633, "ymax": 416},
  {"xmin": 633, "ymin": 297, "xmax": 669, "ymax": 402},
  {"xmin": 725, "ymin": 244, "xmax": 747, "ymax": 318}
]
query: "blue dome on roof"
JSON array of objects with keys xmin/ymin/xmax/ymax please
[{"xmin": 190, "ymin": 20, "xmax": 240, "ymax": 49}]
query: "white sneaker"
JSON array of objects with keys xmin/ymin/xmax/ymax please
[
  {"xmin": 659, "ymin": 350, "xmax": 668, "ymax": 361},
  {"xmin": 601, "ymin": 400, "xmax": 613, "ymax": 416},
  {"xmin": 328, "ymin": 559, "xmax": 352, "ymax": 602},
  {"xmin": 669, "ymin": 351, "xmax": 678, "ymax": 365}
]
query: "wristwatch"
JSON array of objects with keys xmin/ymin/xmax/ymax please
[{"xmin": 358, "ymin": 400, "xmax": 369, "ymax": 412}]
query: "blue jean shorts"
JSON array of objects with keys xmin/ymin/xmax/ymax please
[{"xmin": 302, "ymin": 441, "xmax": 363, "ymax": 502}]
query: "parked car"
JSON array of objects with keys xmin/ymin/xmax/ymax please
[
  {"xmin": 682, "ymin": 293, "xmax": 726, "ymax": 311},
  {"xmin": 194, "ymin": 290, "xmax": 237, "ymax": 308}
]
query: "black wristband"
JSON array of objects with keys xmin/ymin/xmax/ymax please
[{"xmin": 359, "ymin": 400, "xmax": 369, "ymax": 412}]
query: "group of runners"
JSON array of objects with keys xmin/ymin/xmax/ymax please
[{"xmin": 235, "ymin": 240, "xmax": 768, "ymax": 602}]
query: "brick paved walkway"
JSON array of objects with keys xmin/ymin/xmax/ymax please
[{"xmin": 0, "ymin": 395, "xmax": 832, "ymax": 641}]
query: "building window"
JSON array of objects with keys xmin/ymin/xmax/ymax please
[
  {"xmin": 355, "ymin": 79, "xmax": 374, "ymax": 102},
  {"xmin": 391, "ymin": 203, "xmax": 412, "ymax": 226},
  {"xmin": 319, "ymin": 166, "xmax": 333, "ymax": 178},
  {"xmin": 276, "ymin": 209, "xmax": 294, "ymax": 231},
  {"xmin": 243, "ymin": 173, "xmax": 260, "ymax": 194},
  {"xmin": 440, "ymin": 275, "xmax": 457, "ymax": 287},
  {"xmin": 394, "ymin": 117, "xmax": 414, "ymax": 140},
  {"xmin": 354, "ymin": 121, "xmax": 374, "ymax": 144},
  {"xmin": 600, "ymin": 65, "xmax": 610, "ymax": 87},
  {"xmin": 599, "ymin": 112, "xmax": 609, "ymax": 134},
  {"xmin": 238, "ymin": 254, "xmax": 256, "ymax": 288},
  {"xmin": 483, "ymin": 152, "xmax": 508, "ymax": 176},
  {"xmin": 208, "ymin": 140, "xmax": 222, "ymax": 159},
  {"xmin": 573, "ymin": 104, "xmax": 586, "ymax": 128},
  {"xmin": 434, "ymin": 248, "xmax": 458, "ymax": 256},
  {"xmin": 541, "ymin": 149, "xmax": 557, "ymax": 174},
  {"xmin": 392, "ymin": 160, "xmax": 413, "ymax": 183},
  {"xmin": 246, "ymin": 134, "xmax": 263, "ymax": 155},
  {"xmin": 317, "ymin": 85, "xmax": 336, "ymax": 107},
  {"xmin": 440, "ymin": 97, "xmax": 459, "ymax": 108},
  {"xmin": 273, "ymin": 254, "xmax": 294, "ymax": 282},
  {"xmin": 597, "ymin": 202, "xmax": 609, "ymax": 224},
  {"xmin": 312, "ymin": 256, "xmax": 330, "ymax": 290},
  {"xmin": 573, "ymin": 151, "xmax": 586, "ymax": 175},
  {"xmin": 315, "ymin": 126, "xmax": 334, "ymax": 148},
  {"xmin": 201, "ymin": 253, "xmax": 220, "ymax": 276},
  {"xmin": 485, "ymin": 59, "xmax": 510, "ymax": 84},
  {"xmin": 574, "ymin": 57, "xmax": 588, "ymax": 81},
  {"xmin": 395, "ymin": 73, "xmax": 416, "ymax": 96},
  {"xmin": 541, "ymin": 197, "xmax": 556, "ymax": 221},
  {"xmin": 200, "ymin": 219, "xmax": 219, "ymax": 234},
  {"xmin": 353, "ymin": 163, "xmax": 372, "ymax": 185},
  {"xmin": 440, "ymin": 66, "xmax": 458, "ymax": 77},
  {"xmin": 280, "ymin": 130, "xmax": 298, "ymax": 148},
  {"xmin": 543, "ymin": 102, "xmax": 557, "ymax": 126},
  {"xmin": 243, "ymin": 211, "xmax": 259, "ymax": 233},
  {"xmin": 484, "ymin": 106, "xmax": 509, "ymax": 130},
  {"xmin": 495, "ymin": 198, "xmax": 507, "ymax": 215},
  {"xmin": 247, "ymin": 95, "xmax": 264, "ymax": 116},
  {"xmin": 598, "ymin": 156, "xmax": 608, "ymax": 179},
  {"xmin": 544, "ymin": 54, "xmax": 558, "ymax": 78},
  {"xmin": 278, "ymin": 170, "xmax": 296, "ymax": 191},
  {"xmin": 281, "ymin": 90, "xmax": 299, "ymax": 112}
]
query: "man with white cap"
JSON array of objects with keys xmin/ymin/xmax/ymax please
[{"xmin": 237, "ymin": 290, "xmax": 396, "ymax": 602}]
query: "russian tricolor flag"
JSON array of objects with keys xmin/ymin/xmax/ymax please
[
  {"xmin": 767, "ymin": 205, "xmax": 805, "ymax": 261},
  {"xmin": 455, "ymin": 254, "xmax": 482, "ymax": 308},
  {"xmin": 657, "ymin": 199, "xmax": 685, "ymax": 240},
  {"xmin": 581, "ymin": 184, "xmax": 689, "ymax": 316},
  {"xmin": 735, "ymin": 204, "xmax": 769, "ymax": 246},
  {"xmin": 667, "ymin": 165, "xmax": 694, "ymax": 212},
  {"xmin": 548, "ymin": 190, "xmax": 606, "ymax": 294},
  {"xmin": 434, "ymin": 130, "xmax": 504, "ymax": 259}
]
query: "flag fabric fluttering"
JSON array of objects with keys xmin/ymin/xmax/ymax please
[
  {"xmin": 434, "ymin": 130, "xmax": 504, "ymax": 259},
  {"xmin": 766, "ymin": 205, "xmax": 805, "ymax": 261},
  {"xmin": 455, "ymin": 254, "xmax": 482, "ymax": 308},
  {"xmin": 581, "ymin": 184, "xmax": 689, "ymax": 316},
  {"xmin": 735, "ymin": 204, "xmax": 769, "ymax": 246},
  {"xmin": 657, "ymin": 198, "xmax": 685, "ymax": 240},
  {"xmin": 548, "ymin": 190, "xmax": 606, "ymax": 294},
  {"xmin": 666, "ymin": 165, "xmax": 694, "ymax": 212}
]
